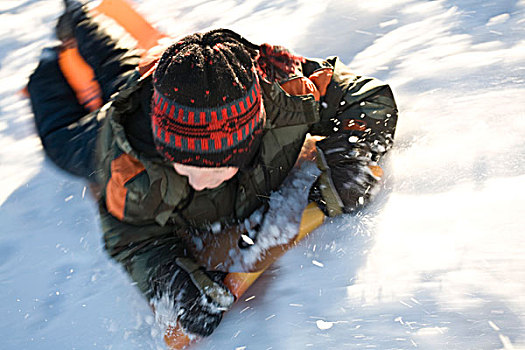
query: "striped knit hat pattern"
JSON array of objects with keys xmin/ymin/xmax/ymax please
[{"xmin": 151, "ymin": 29, "xmax": 265, "ymax": 167}]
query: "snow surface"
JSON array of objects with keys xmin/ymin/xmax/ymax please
[{"xmin": 1, "ymin": 0, "xmax": 525, "ymax": 349}]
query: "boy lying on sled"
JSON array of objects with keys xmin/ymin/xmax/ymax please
[{"xmin": 28, "ymin": 0, "xmax": 398, "ymax": 337}]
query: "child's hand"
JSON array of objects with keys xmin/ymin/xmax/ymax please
[
  {"xmin": 309, "ymin": 133, "xmax": 382, "ymax": 216},
  {"xmin": 151, "ymin": 257, "xmax": 234, "ymax": 337}
]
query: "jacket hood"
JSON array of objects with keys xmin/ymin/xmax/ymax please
[{"xmin": 109, "ymin": 72, "xmax": 164, "ymax": 162}]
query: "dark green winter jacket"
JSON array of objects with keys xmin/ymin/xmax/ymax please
[{"xmin": 93, "ymin": 53, "xmax": 398, "ymax": 297}]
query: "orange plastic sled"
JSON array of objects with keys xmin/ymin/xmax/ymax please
[{"xmin": 92, "ymin": 0, "xmax": 166, "ymax": 51}]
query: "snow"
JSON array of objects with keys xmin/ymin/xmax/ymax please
[
  {"xmin": 1, "ymin": 0, "xmax": 525, "ymax": 349},
  {"xmin": 232, "ymin": 162, "xmax": 319, "ymax": 270}
]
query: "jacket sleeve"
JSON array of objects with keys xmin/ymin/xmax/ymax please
[
  {"xmin": 99, "ymin": 201, "xmax": 187, "ymax": 298},
  {"xmin": 305, "ymin": 57, "xmax": 398, "ymax": 157},
  {"xmin": 302, "ymin": 57, "xmax": 398, "ymax": 216}
]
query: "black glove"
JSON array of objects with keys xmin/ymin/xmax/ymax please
[
  {"xmin": 309, "ymin": 133, "xmax": 383, "ymax": 217},
  {"xmin": 152, "ymin": 257, "xmax": 235, "ymax": 337}
]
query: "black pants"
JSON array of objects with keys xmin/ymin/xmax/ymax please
[{"xmin": 28, "ymin": 47, "xmax": 101, "ymax": 180}]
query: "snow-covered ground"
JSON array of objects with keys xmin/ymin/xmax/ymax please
[{"xmin": 1, "ymin": 0, "xmax": 525, "ymax": 349}]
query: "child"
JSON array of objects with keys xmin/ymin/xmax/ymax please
[{"xmin": 28, "ymin": 1, "xmax": 398, "ymax": 337}]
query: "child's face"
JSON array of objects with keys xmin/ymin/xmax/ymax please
[{"xmin": 173, "ymin": 163, "xmax": 239, "ymax": 191}]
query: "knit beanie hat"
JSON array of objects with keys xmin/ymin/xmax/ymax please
[{"xmin": 151, "ymin": 29, "xmax": 304, "ymax": 167}]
